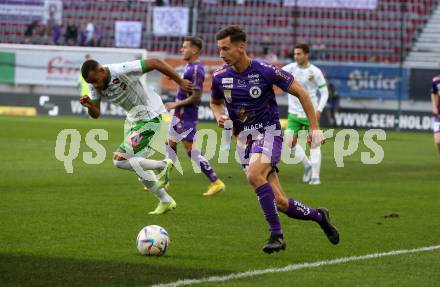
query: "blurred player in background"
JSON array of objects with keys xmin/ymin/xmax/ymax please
[
  {"xmin": 164, "ymin": 36, "xmax": 225, "ymax": 196},
  {"xmin": 210, "ymin": 26, "xmax": 339, "ymax": 254},
  {"xmin": 431, "ymin": 74, "xmax": 440, "ymax": 153},
  {"xmin": 80, "ymin": 58, "xmax": 193, "ymax": 215},
  {"xmin": 283, "ymin": 44, "xmax": 329, "ymax": 185}
]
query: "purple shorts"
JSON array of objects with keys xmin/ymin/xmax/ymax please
[
  {"xmin": 237, "ymin": 130, "xmax": 283, "ymax": 168},
  {"xmin": 434, "ymin": 117, "xmax": 440, "ymax": 133},
  {"xmin": 168, "ymin": 116, "xmax": 197, "ymax": 142}
]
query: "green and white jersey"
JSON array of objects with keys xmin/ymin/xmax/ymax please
[
  {"xmin": 89, "ymin": 60, "xmax": 166, "ymax": 122},
  {"xmin": 282, "ymin": 62, "xmax": 328, "ymax": 117}
]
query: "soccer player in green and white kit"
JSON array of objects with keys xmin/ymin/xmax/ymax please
[
  {"xmin": 80, "ymin": 58, "xmax": 193, "ymax": 214},
  {"xmin": 283, "ymin": 44, "xmax": 329, "ymax": 185}
]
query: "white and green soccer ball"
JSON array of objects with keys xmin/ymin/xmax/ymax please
[{"xmin": 136, "ymin": 225, "xmax": 170, "ymax": 256}]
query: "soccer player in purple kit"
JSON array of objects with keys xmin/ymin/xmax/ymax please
[
  {"xmin": 431, "ymin": 74, "xmax": 440, "ymax": 153},
  {"xmin": 210, "ymin": 26, "xmax": 339, "ymax": 253},
  {"xmin": 165, "ymin": 36, "xmax": 226, "ymax": 196}
]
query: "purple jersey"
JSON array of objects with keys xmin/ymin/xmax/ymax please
[
  {"xmin": 174, "ymin": 61, "xmax": 205, "ymax": 122},
  {"xmin": 211, "ymin": 60, "xmax": 294, "ymax": 135},
  {"xmin": 432, "ymin": 74, "xmax": 440, "ymax": 111}
]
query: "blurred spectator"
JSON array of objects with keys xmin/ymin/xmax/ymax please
[
  {"xmin": 24, "ymin": 21, "xmax": 38, "ymax": 44},
  {"xmin": 38, "ymin": 24, "xmax": 50, "ymax": 45},
  {"xmin": 78, "ymin": 23, "xmax": 87, "ymax": 46},
  {"xmin": 85, "ymin": 22, "xmax": 95, "ymax": 46},
  {"xmin": 64, "ymin": 22, "xmax": 78, "ymax": 45},
  {"xmin": 52, "ymin": 24, "xmax": 61, "ymax": 45},
  {"xmin": 91, "ymin": 26, "xmax": 103, "ymax": 47},
  {"xmin": 47, "ymin": 11, "xmax": 57, "ymax": 31}
]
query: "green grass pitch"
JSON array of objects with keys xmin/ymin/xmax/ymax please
[{"xmin": 0, "ymin": 115, "xmax": 439, "ymax": 287}]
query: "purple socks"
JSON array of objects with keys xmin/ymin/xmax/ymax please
[
  {"xmin": 255, "ymin": 183, "xmax": 282, "ymax": 235},
  {"xmin": 187, "ymin": 150, "xmax": 218, "ymax": 183},
  {"xmin": 283, "ymin": 198, "xmax": 322, "ymax": 222}
]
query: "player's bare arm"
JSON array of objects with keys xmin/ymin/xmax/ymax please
[
  {"xmin": 432, "ymin": 93, "xmax": 439, "ymax": 116},
  {"xmin": 210, "ymin": 97, "xmax": 227, "ymax": 128},
  {"xmin": 79, "ymin": 96, "xmax": 100, "ymax": 119},
  {"xmin": 143, "ymin": 58, "xmax": 193, "ymax": 93},
  {"xmin": 165, "ymin": 89, "xmax": 202, "ymax": 110}
]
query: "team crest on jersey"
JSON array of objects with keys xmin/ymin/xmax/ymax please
[
  {"xmin": 249, "ymin": 86, "xmax": 262, "ymax": 98},
  {"xmin": 129, "ymin": 131, "xmax": 144, "ymax": 148},
  {"xmin": 120, "ymin": 83, "xmax": 128, "ymax": 90},
  {"xmin": 224, "ymin": 90, "xmax": 232, "ymax": 103}
]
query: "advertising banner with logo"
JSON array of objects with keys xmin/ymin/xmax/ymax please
[
  {"xmin": 0, "ymin": 45, "xmax": 147, "ymax": 87},
  {"xmin": 0, "ymin": 92, "xmax": 434, "ymax": 132},
  {"xmin": 115, "ymin": 21, "xmax": 143, "ymax": 48},
  {"xmin": 0, "ymin": 0, "xmax": 62, "ymax": 24},
  {"xmin": 319, "ymin": 64, "xmax": 409, "ymax": 100},
  {"xmin": 284, "ymin": 0, "xmax": 378, "ymax": 9},
  {"xmin": 153, "ymin": 7, "xmax": 189, "ymax": 36},
  {"xmin": 322, "ymin": 108, "xmax": 434, "ymax": 132}
]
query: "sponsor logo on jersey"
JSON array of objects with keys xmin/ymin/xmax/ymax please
[
  {"xmin": 243, "ymin": 123, "xmax": 263, "ymax": 131},
  {"xmin": 112, "ymin": 78, "xmax": 120, "ymax": 84},
  {"xmin": 237, "ymin": 79, "xmax": 247, "ymax": 87},
  {"xmin": 222, "ymin": 77, "xmax": 233, "ymax": 84},
  {"xmin": 248, "ymin": 73, "xmax": 259, "ymax": 79},
  {"xmin": 224, "ymin": 90, "xmax": 232, "ymax": 103},
  {"xmin": 223, "ymin": 84, "xmax": 233, "ymax": 89},
  {"xmin": 249, "ymin": 86, "xmax": 262, "ymax": 98}
]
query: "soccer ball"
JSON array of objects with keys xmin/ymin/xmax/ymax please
[{"xmin": 136, "ymin": 225, "xmax": 170, "ymax": 256}]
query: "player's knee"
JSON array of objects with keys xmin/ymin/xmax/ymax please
[{"xmin": 246, "ymin": 172, "xmax": 265, "ymax": 188}]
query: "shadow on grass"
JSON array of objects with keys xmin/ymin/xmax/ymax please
[{"xmin": 0, "ymin": 254, "xmax": 228, "ymax": 287}]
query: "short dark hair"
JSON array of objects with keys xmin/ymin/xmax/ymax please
[
  {"xmin": 184, "ymin": 36, "xmax": 203, "ymax": 50},
  {"xmin": 215, "ymin": 26, "xmax": 247, "ymax": 43},
  {"xmin": 81, "ymin": 59, "xmax": 99, "ymax": 79},
  {"xmin": 295, "ymin": 43, "xmax": 310, "ymax": 54}
]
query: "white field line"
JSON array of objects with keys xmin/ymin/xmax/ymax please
[{"xmin": 149, "ymin": 245, "xmax": 440, "ymax": 287}]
